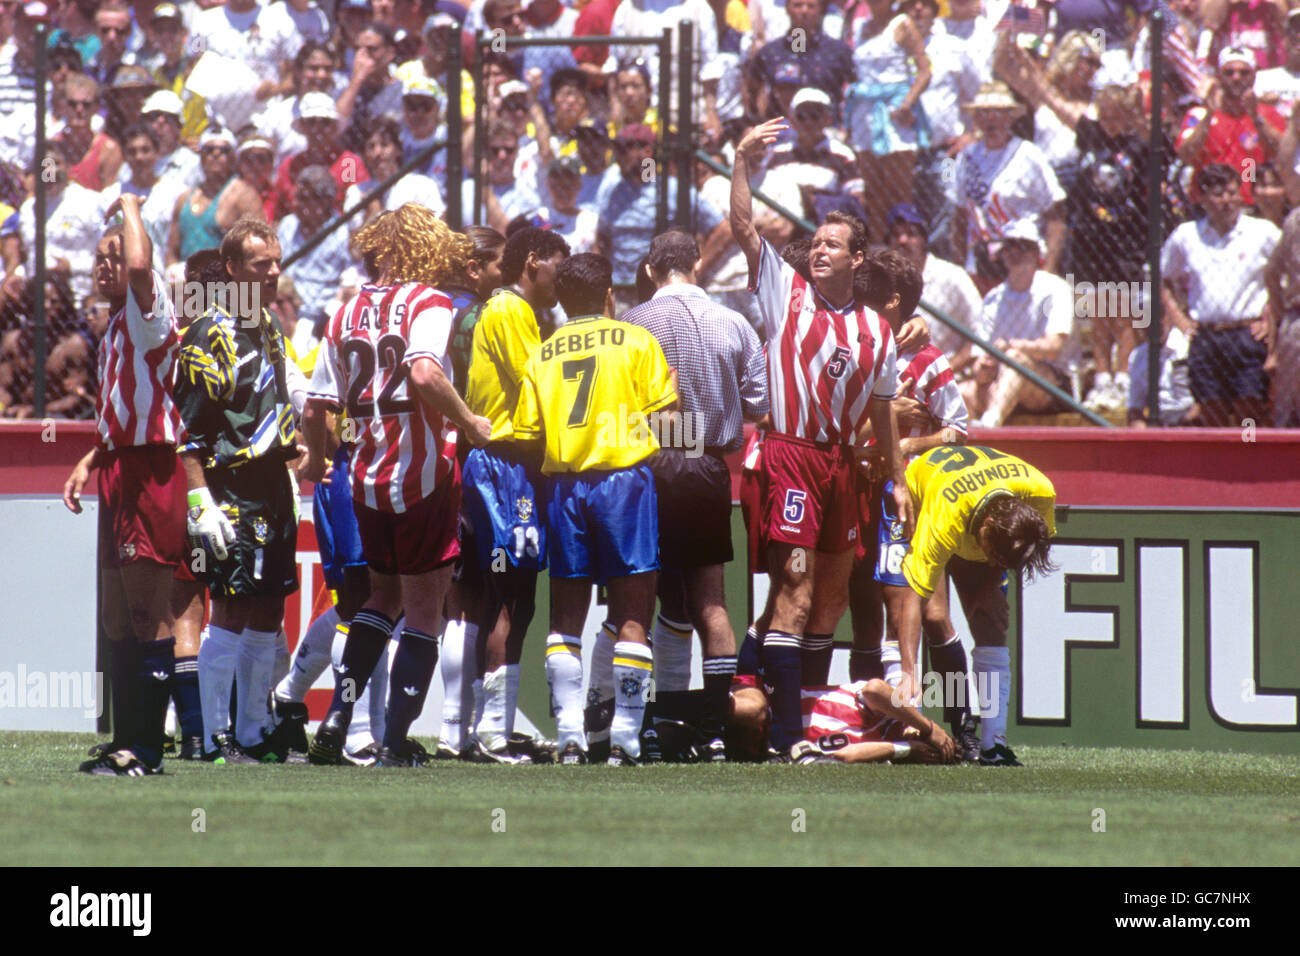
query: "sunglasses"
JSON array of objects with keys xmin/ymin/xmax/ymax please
[
  {"xmin": 501, "ymin": 99, "xmax": 528, "ymax": 111},
  {"xmin": 66, "ymin": 98, "xmax": 96, "ymax": 110},
  {"xmin": 489, "ymin": 145, "xmax": 517, "ymax": 156},
  {"xmin": 201, "ymin": 146, "xmax": 234, "ymax": 156},
  {"xmin": 99, "ymin": 25, "xmax": 128, "ymax": 36},
  {"xmin": 404, "ymin": 97, "xmax": 436, "ymax": 112},
  {"xmin": 793, "ymin": 110, "xmax": 825, "ymax": 122}
]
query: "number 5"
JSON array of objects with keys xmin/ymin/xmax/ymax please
[
  {"xmin": 826, "ymin": 346, "xmax": 852, "ymax": 380},
  {"xmin": 782, "ymin": 489, "xmax": 806, "ymax": 524}
]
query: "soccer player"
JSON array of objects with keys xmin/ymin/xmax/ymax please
[
  {"xmin": 302, "ymin": 204, "xmax": 492, "ymax": 767},
  {"xmin": 174, "ymin": 217, "xmax": 303, "ymax": 763},
  {"xmin": 899, "ymin": 445, "xmax": 1056, "ymax": 765},
  {"xmin": 63, "ymin": 193, "xmax": 186, "ymax": 777},
  {"xmin": 512, "ymin": 253, "xmax": 678, "ymax": 765},
  {"xmin": 728, "ymin": 676, "xmax": 957, "ymax": 764},
  {"xmin": 851, "ymin": 250, "xmax": 977, "ymax": 758},
  {"xmin": 460, "ymin": 226, "xmax": 571, "ymax": 761},
  {"xmin": 730, "ymin": 117, "xmax": 912, "ymax": 760},
  {"xmin": 620, "ymin": 229, "xmax": 768, "ymax": 760}
]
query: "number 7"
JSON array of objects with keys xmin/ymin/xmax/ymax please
[{"xmin": 563, "ymin": 356, "xmax": 597, "ymax": 427}]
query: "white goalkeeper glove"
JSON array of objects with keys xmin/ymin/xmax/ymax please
[{"xmin": 187, "ymin": 486, "xmax": 236, "ymax": 561}]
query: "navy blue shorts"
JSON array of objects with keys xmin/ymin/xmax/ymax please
[
  {"xmin": 872, "ymin": 479, "xmax": 910, "ymax": 588},
  {"xmin": 1188, "ymin": 325, "xmax": 1268, "ymax": 403},
  {"xmin": 461, "ymin": 445, "xmax": 548, "ymax": 571},
  {"xmin": 548, "ymin": 464, "xmax": 658, "ymax": 584},
  {"xmin": 312, "ymin": 446, "xmax": 366, "ymax": 589}
]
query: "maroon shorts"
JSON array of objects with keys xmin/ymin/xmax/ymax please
[
  {"xmin": 97, "ymin": 444, "xmax": 186, "ymax": 569},
  {"xmin": 853, "ymin": 467, "xmax": 879, "ymax": 565},
  {"xmin": 759, "ymin": 432, "xmax": 857, "ymax": 554},
  {"xmin": 355, "ymin": 473, "xmax": 462, "ymax": 576},
  {"xmin": 740, "ymin": 464, "xmax": 766, "ymax": 574}
]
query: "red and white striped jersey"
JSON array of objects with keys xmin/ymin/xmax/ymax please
[
  {"xmin": 310, "ymin": 282, "xmax": 457, "ymax": 514},
  {"xmin": 753, "ymin": 240, "xmax": 897, "ymax": 445},
  {"xmin": 801, "ymin": 681, "xmax": 898, "ymax": 744},
  {"xmin": 95, "ymin": 271, "xmax": 183, "ymax": 451},
  {"xmin": 896, "ymin": 344, "xmax": 969, "ymax": 448}
]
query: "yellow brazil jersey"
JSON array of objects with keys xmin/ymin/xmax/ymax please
[
  {"xmin": 465, "ymin": 288, "xmax": 539, "ymax": 442},
  {"xmin": 902, "ymin": 445, "xmax": 1056, "ymax": 599},
  {"xmin": 512, "ymin": 314, "xmax": 677, "ymax": 475}
]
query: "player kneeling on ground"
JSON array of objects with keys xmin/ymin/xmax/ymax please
[
  {"xmin": 301, "ymin": 205, "xmax": 493, "ymax": 767},
  {"xmin": 512, "ymin": 253, "xmax": 678, "ymax": 766}
]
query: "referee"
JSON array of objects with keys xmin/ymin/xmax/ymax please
[{"xmin": 621, "ymin": 230, "xmax": 768, "ymax": 760}]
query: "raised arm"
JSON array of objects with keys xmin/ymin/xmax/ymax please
[
  {"xmin": 730, "ymin": 118, "xmax": 788, "ymax": 279},
  {"xmin": 105, "ymin": 193, "xmax": 154, "ymax": 312}
]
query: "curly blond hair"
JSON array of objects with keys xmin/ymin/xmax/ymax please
[
  {"xmin": 1045, "ymin": 30, "xmax": 1104, "ymax": 93},
  {"xmin": 352, "ymin": 203, "xmax": 473, "ymax": 287}
]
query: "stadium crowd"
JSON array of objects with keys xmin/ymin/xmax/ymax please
[{"xmin": 0, "ymin": 0, "xmax": 1291, "ymax": 773}]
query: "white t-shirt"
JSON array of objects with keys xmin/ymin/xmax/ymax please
[
  {"xmin": 344, "ymin": 174, "xmax": 446, "ymax": 228},
  {"xmin": 920, "ymin": 30, "xmax": 982, "ymax": 146},
  {"xmin": 1128, "ymin": 327, "xmax": 1193, "ymax": 425},
  {"xmin": 190, "ymin": 5, "xmax": 297, "ymax": 83},
  {"xmin": 19, "ymin": 183, "xmax": 106, "ymax": 303},
  {"xmin": 698, "ymin": 173, "xmax": 749, "ymax": 293},
  {"xmin": 975, "ymin": 270, "xmax": 1075, "ymax": 374},
  {"xmin": 955, "ymin": 136, "xmax": 1065, "ymax": 268},
  {"xmin": 921, "ymin": 252, "xmax": 984, "ymax": 357},
  {"xmin": 258, "ymin": 0, "xmax": 331, "ymax": 57},
  {"xmin": 1161, "ymin": 214, "xmax": 1279, "ymax": 323}
]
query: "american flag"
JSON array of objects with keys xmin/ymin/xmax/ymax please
[{"xmin": 994, "ymin": 0, "xmax": 1048, "ymax": 35}]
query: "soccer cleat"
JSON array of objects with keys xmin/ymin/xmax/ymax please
[
  {"xmin": 308, "ymin": 710, "xmax": 349, "ymax": 765},
  {"xmin": 790, "ymin": 740, "xmax": 836, "ymax": 764},
  {"xmin": 690, "ymin": 737, "xmax": 728, "ymax": 763},
  {"xmin": 86, "ymin": 739, "xmax": 121, "ymax": 759},
  {"xmin": 639, "ymin": 727, "xmax": 663, "ymax": 764},
  {"xmin": 953, "ymin": 714, "xmax": 981, "ymax": 763},
  {"xmin": 559, "ymin": 741, "xmax": 587, "ymax": 765},
  {"xmin": 508, "ymin": 732, "xmax": 556, "ymax": 765},
  {"xmin": 471, "ymin": 738, "xmax": 528, "ymax": 764},
  {"xmin": 272, "ymin": 700, "xmax": 311, "ymax": 754},
  {"xmin": 979, "ymin": 743, "xmax": 1023, "ymax": 767},
  {"xmin": 766, "ymin": 747, "xmax": 793, "ymax": 765},
  {"xmin": 607, "ymin": 745, "xmax": 639, "ymax": 767},
  {"xmin": 179, "ymin": 735, "xmax": 205, "ymax": 761},
  {"xmin": 341, "ymin": 743, "xmax": 381, "ymax": 768},
  {"xmin": 81, "ymin": 749, "xmax": 163, "ymax": 777},
  {"xmin": 203, "ymin": 732, "xmax": 260, "ymax": 765},
  {"xmin": 433, "ymin": 742, "xmax": 463, "ymax": 761},
  {"xmin": 374, "ymin": 739, "xmax": 434, "ymax": 767}
]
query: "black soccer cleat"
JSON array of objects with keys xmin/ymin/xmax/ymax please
[
  {"xmin": 508, "ymin": 732, "xmax": 556, "ymax": 765},
  {"xmin": 639, "ymin": 727, "xmax": 662, "ymax": 764},
  {"xmin": 81, "ymin": 749, "xmax": 163, "ymax": 777},
  {"xmin": 308, "ymin": 710, "xmax": 350, "ymax": 765},
  {"xmin": 179, "ymin": 735, "xmax": 205, "ymax": 761},
  {"xmin": 979, "ymin": 743, "xmax": 1023, "ymax": 767},
  {"xmin": 203, "ymin": 732, "xmax": 260, "ymax": 765},
  {"xmin": 607, "ymin": 745, "xmax": 639, "ymax": 767},
  {"xmin": 954, "ymin": 714, "xmax": 981, "ymax": 763},
  {"xmin": 559, "ymin": 741, "xmax": 587, "ymax": 765},
  {"xmin": 691, "ymin": 737, "xmax": 728, "ymax": 763},
  {"xmin": 85, "ymin": 739, "xmax": 121, "ymax": 759},
  {"xmin": 273, "ymin": 699, "xmax": 312, "ymax": 754},
  {"xmin": 374, "ymin": 739, "xmax": 433, "ymax": 767},
  {"xmin": 341, "ymin": 743, "xmax": 381, "ymax": 767}
]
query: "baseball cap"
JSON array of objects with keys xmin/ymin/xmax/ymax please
[
  {"xmin": 19, "ymin": 2, "xmax": 51, "ymax": 21},
  {"xmin": 199, "ymin": 127, "xmax": 237, "ymax": 150},
  {"xmin": 790, "ymin": 87, "xmax": 832, "ymax": 112},
  {"xmin": 497, "ymin": 79, "xmax": 529, "ymax": 102},
  {"xmin": 141, "ymin": 89, "xmax": 183, "ymax": 116},
  {"xmin": 237, "ymin": 136, "xmax": 275, "ymax": 157},
  {"xmin": 548, "ymin": 155, "xmax": 583, "ymax": 178},
  {"xmin": 1218, "ymin": 46, "xmax": 1253, "ymax": 70},
  {"xmin": 337, "ymin": 0, "xmax": 373, "ymax": 11},
  {"xmin": 996, "ymin": 218, "xmax": 1044, "ymax": 256},
  {"xmin": 402, "ymin": 75, "xmax": 443, "ymax": 100},
  {"xmin": 297, "ymin": 91, "xmax": 339, "ymax": 121},
  {"xmin": 886, "ymin": 203, "xmax": 926, "ymax": 230},
  {"xmin": 150, "ymin": 3, "xmax": 182, "ymax": 22},
  {"xmin": 110, "ymin": 65, "xmax": 157, "ymax": 90},
  {"xmin": 424, "ymin": 12, "xmax": 458, "ymax": 32},
  {"xmin": 614, "ymin": 123, "xmax": 656, "ymax": 145},
  {"xmin": 575, "ymin": 117, "xmax": 609, "ymax": 139}
]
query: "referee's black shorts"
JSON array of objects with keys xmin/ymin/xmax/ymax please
[{"xmin": 651, "ymin": 449, "xmax": 733, "ymax": 571}]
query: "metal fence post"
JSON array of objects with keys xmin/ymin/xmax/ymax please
[
  {"xmin": 34, "ymin": 23, "xmax": 48, "ymax": 420},
  {"xmin": 1146, "ymin": 10, "xmax": 1165, "ymax": 426},
  {"xmin": 656, "ymin": 27, "xmax": 672, "ymax": 237},
  {"xmin": 473, "ymin": 30, "xmax": 486, "ymax": 229},
  {"xmin": 676, "ymin": 20, "xmax": 693, "ymax": 231},
  {"xmin": 446, "ymin": 27, "xmax": 464, "ymax": 231}
]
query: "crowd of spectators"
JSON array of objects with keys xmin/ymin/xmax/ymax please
[{"xmin": 3, "ymin": 0, "xmax": 1300, "ymax": 426}]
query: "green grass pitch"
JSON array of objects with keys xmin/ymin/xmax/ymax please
[{"xmin": 2, "ymin": 734, "xmax": 1298, "ymax": 866}]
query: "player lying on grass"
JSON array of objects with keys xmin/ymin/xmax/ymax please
[{"xmin": 727, "ymin": 676, "xmax": 958, "ymax": 764}]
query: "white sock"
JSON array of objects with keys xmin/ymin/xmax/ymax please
[
  {"xmin": 477, "ymin": 665, "xmax": 508, "ymax": 751},
  {"xmin": 272, "ymin": 628, "xmax": 290, "ymax": 687},
  {"xmin": 972, "ymin": 645, "xmax": 1011, "ymax": 750},
  {"xmin": 586, "ymin": 622, "xmax": 616, "ymax": 746},
  {"xmin": 438, "ymin": 618, "xmax": 476, "ymax": 751},
  {"xmin": 362, "ymin": 640, "xmax": 390, "ymax": 752},
  {"xmin": 471, "ymin": 678, "xmax": 484, "ymax": 739},
  {"xmin": 882, "ymin": 640, "xmax": 902, "ymax": 688},
  {"xmin": 611, "ymin": 641, "xmax": 653, "ymax": 757},
  {"xmin": 504, "ymin": 662, "xmax": 521, "ymax": 736},
  {"xmin": 1113, "ymin": 370, "xmax": 1130, "ymax": 390},
  {"xmin": 545, "ymin": 633, "xmax": 586, "ymax": 748},
  {"xmin": 1093, "ymin": 371, "xmax": 1112, "ymax": 389},
  {"xmin": 276, "ymin": 606, "xmax": 339, "ymax": 703},
  {"xmin": 198, "ymin": 624, "xmax": 238, "ymax": 745},
  {"xmin": 234, "ymin": 628, "xmax": 279, "ymax": 748},
  {"xmin": 651, "ymin": 614, "xmax": 692, "ymax": 692}
]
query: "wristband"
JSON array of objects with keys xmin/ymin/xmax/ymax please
[
  {"xmin": 891, "ymin": 743, "xmax": 912, "ymax": 760},
  {"xmin": 187, "ymin": 487, "xmax": 215, "ymax": 511}
]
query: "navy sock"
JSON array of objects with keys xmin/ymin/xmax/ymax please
[
  {"xmin": 928, "ymin": 636, "xmax": 970, "ymax": 726},
  {"xmin": 131, "ymin": 638, "xmax": 174, "ymax": 767},
  {"xmin": 172, "ymin": 655, "xmax": 203, "ymax": 739},
  {"xmin": 850, "ymin": 648, "xmax": 884, "ymax": 682},
  {"xmin": 737, "ymin": 628, "xmax": 763, "ymax": 677},
  {"xmin": 383, "ymin": 627, "xmax": 439, "ymax": 748},
  {"xmin": 763, "ymin": 631, "xmax": 802, "ymax": 752},
  {"xmin": 801, "ymin": 632, "xmax": 834, "ymax": 685},
  {"xmin": 329, "ymin": 609, "xmax": 395, "ymax": 720},
  {"xmin": 108, "ymin": 640, "xmax": 136, "ymax": 744},
  {"xmin": 700, "ymin": 656, "xmax": 737, "ymax": 739}
]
